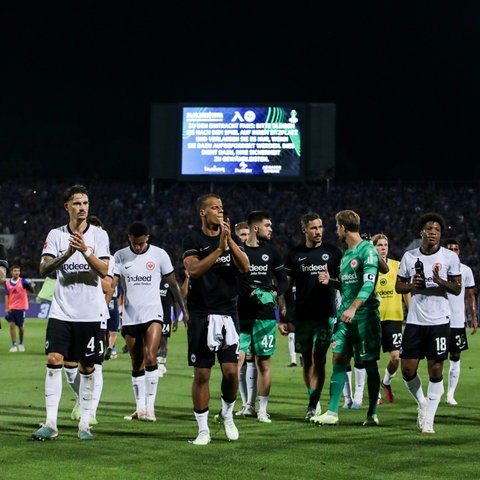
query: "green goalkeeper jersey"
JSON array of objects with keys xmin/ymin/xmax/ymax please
[{"xmin": 338, "ymin": 240, "xmax": 380, "ymax": 318}]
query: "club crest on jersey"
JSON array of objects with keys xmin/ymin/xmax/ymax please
[
  {"xmin": 433, "ymin": 262, "xmax": 442, "ymax": 271},
  {"xmin": 350, "ymin": 259, "xmax": 358, "ymax": 269},
  {"xmin": 322, "ymin": 253, "xmax": 330, "ymax": 261},
  {"xmin": 146, "ymin": 261, "xmax": 155, "ymax": 270},
  {"xmin": 262, "ymin": 254, "xmax": 269, "ymax": 262}
]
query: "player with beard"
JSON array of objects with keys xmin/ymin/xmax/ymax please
[
  {"xmin": 310, "ymin": 209, "xmax": 381, "ymax": 427},
  {"xmin": 32, "ymin": 184, "xmax": 110, "ymax": 441},
  {"xmin": 279, "ymin": 212, "xmax": 342, "ymax": 420},
  {"xmin": 236, "ymin": 210, "xmax": 288, "ymax": 423}
]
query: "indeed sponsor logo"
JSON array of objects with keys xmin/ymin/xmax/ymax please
[
  {"xmin": 250, "ymin": 264, "xmax": 268, "ymax": 272},
  {"xmin": 301, "ymin": 264, "xmax": 326, "ymax": 272},
  {"xmin": 341, "ymin": 273, "xmax": 357, "ymax": 281},
  {"xmin": 63, "ymin": 262, "xmax": 91, "ymax": 272},
  {"xmin": 377, "ymin": 289, "xmax": 394, "ymax": 297},
  {"xmin": 215, "ymin": 253, "xmax": 231, "ymax": 264},
  {"xmin": 128, "ymin": 274, "xmax": 152, "ymax": 282}
]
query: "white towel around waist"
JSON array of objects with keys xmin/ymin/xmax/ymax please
[{"xmin": 206, "ymin": 314, "xmax": 239, "ymax": 352}]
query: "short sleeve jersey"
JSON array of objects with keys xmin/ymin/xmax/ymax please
[
  {"xmin": 447, "ymin": 262, "xmax": 475, "ymax": 328},
  {"xmin": 42, "ymin": 224, "xmax": 110, "ymax": 322},
  {"xmin": 284, "ymin": 242, "xmax": 342, "ymax": 321},
  {"xmin": 398, "ymin": 246, "xmax": 461, "ymax": 326},
  {"xmin": 338, "ymin": 240, "xmax": 380, "ymax": 318},
  {"xmin": 114, "ymin": 244, "xmax": 174, "ymax": 326},
  {"xmin": 182, "ymin": 227, "xmax": 243, "ymax": 315},
  {"xmin": 106, "ymin": 254, "xmax": 115, "ymax": 278},
  {"xmin": 237, "ymin": 242, "xmax": 287, "ymax": 320}
]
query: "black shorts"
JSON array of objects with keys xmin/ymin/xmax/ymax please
[
  {"xmin": 162, "ymin": 318, "xmax": 172, "ymax": 338},
  {"xmin": 187, "ymin": 311, "xmax": 239, "ymax": 368},
  {"xmin": 381, "ymin": 321, "xmax": 403, "ymax": 353},
  {"xmin": 46, "ymin": 318, "xmax": 105, "ymax": 363},
  {"xmin": 400, "ymin": 323, "xmax": 450, "ymax": 361},
  {"xmin": 6, "ymin": 310, "xmax": 26, "ymax": 327},
  {"xmin": 449, "ymin": 326, "xmax": 469, "ymax": 354},
  {"xmin": 121, "ymin": 320, "xmax": 162, "ymax": 340}
]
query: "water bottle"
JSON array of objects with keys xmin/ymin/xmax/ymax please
[{"xmin": 414, "ymin": 258, "xmax": 426, "ymax": 289}]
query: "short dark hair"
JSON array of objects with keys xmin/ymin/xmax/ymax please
[
  {"xmin": 418, "ymin": 212, "xmax": 446, "ymax": 233},
  {"xmin": 63, "ymin": 184, "xmax": 88, "ymax": 203},
  {"xmin": 443, "ymin": 237, "xmax": 459, "ymax": 246},
  {"xmin": 10, "ymin": 264, "xmax": 20, "ymax": 271},
  {"xmin": 128, "ymin": 221, "xmax": 149, "ymax": 237},
  {"xmin": 88, "ymin": 215, "xmax": 104, "ymax": 228},
  {"xmin": 247, "ymin": 210, "xmax": 270, "ymax": 227},
  {"xmin": 196, "ymin": 193, "xmax": 221, "ymax": 211},
  {"xmin": 300, "ymin": 212, "xmax": 321, "ymax": 229}
]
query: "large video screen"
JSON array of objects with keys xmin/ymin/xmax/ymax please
[{"xmin": 180, "ymin": 105, "xmax": 304, "ymax": 180}]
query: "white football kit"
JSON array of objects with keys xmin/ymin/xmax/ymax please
[
  {"xmin": 42, "ymin": 224, "xmax": 110, "ymax": 322},
  {"xmin": 114, "ymin": 244, "xmax": 174, "ymax": 326},
  {"xmin": 448, "ymin": 262, "xmax": 475, "ymax": 328},
  {"xmin": 398, "ymin": 246, "xmax": 461, "ymax": 326}
]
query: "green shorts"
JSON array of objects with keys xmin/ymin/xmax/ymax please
[
  {"xmin": 239, "ymin": 318, "xmax": 277, "ymax": 357},
  {"xmin": 294, "ymin": 319, "xmax": 332, "ymax": 355},
  {"xmin": 331, "ymin": 310, "xmax": 381, "ymax": 362}
]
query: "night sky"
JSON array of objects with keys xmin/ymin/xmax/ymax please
[{"xmin": 2, "ymin": 4, "xmax": 479, "ymax": 182}]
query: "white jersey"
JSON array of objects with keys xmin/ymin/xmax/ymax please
[
  {"xmin": 42, "ymin": 224, "xmax": 111, "ymax": 322},
  {"xmin": 448, "ymin": 262, "xmax": 475, "ymax": 328},
  {"xmin": 113, "ymin": 244, "xmax": 174, "ymax": 326},
  {"xmin": 398, "ymin": 246, "xmax": 461, "ymax": 326},
  {"xmin": 107, "ymin": 254, "xmax": 115, "ymax": 279}
]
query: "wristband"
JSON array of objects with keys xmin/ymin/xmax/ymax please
[{"xmin": 83, "ymin": 248, "xmax": 93, "ymax": 259}]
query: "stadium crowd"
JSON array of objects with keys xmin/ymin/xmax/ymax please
[{"xmin": 1, "ymin": 178, "xmax": 479, "ymax": 289}]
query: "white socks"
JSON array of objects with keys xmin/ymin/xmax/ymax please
[
  {"xmin": 288, "ymin": 332, "xmax": 296, "ymax": 363},
  {"xmin": 90, "ymin": 363, "xmax": 103, "ymax": 420},
  {"xmin": 45, "ymin": 366, "xmax": 63, "ymax": 430},
  {"xmin": 246, "ymin": 361, "xmax": 257, "ymax": 408},
  {"xmin": 132, "ymin": 373, "xmax": 146, "ymax": 413},
  {"xmin": 79, "ymin": 370, "xmax": 95, "ymax": 430},
  {"xmin": 353, "ymin": 367, "xmax": 366, "ymax": 404},
  {"xmin": 145, "ymin": 368, "xmax": 159, "ymax": 413},
  {"xmin": 448, "ymin": 359, "xmax": 460, "ymax": 394}
]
